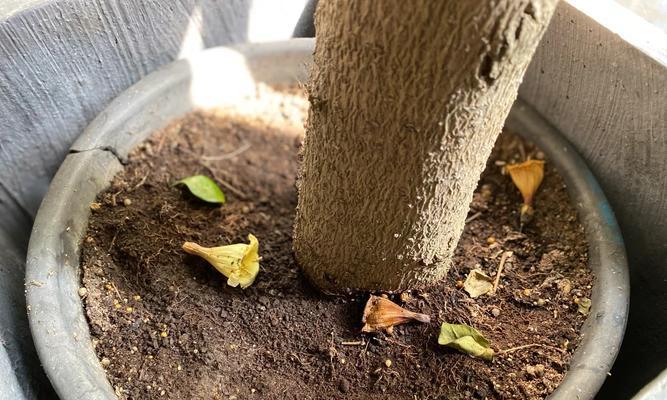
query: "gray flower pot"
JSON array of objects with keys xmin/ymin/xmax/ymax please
[{"xmin": 25, "ymin": 38, "xmax": 629, "ymax": 400}]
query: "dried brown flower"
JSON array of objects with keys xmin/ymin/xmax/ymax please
[
  {"xmin": 361, "ymin": 295, "xmax": 430, "ymax": 333},
  {"xmin": 506, "ymin": 159, "xmax": 545, "ymax": 225}
]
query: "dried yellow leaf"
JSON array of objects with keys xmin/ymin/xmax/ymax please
[
  {"xmin": 438, "ymin": 323, "xmax": 495, "ymax": 361},
  {"xmin": 463, "ymin": 269, "xmax": 494, "ymax": 298},
  {"xmin": 182, "ymin": 234, "xmax": 260, "ymax": 289}
]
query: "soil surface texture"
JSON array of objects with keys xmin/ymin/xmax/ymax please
[{"xmin": 81, "ymin": 87, "xmax": 592, "ymax": 400}]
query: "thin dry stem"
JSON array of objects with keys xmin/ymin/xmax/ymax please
[
  {"xmin": 492, "ymin": 251, "xmax": 513, "ymax": 294},
  {"xmin": 202, "ymin": 142, "xmax": 251, "ymax": 161},
  {"xmin": 498, "ymin": 343, "xmax": 566, "ymax": 355},
  {"xmin": 465, "ymin": 211, "xmax": 483, "ymax": 223}
]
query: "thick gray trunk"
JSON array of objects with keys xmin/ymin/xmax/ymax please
[{"xmin": 295, "ymin": 0, "xmax": 558, "ymax": 292}]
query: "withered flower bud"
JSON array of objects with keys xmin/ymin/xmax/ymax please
[
  {"xmin": 506, "ymin": 160, "xmax": 545, "ymax": 225},
  {"xmin": 361, "ymin": 295, "xmax": 430, "ymax": 333}
]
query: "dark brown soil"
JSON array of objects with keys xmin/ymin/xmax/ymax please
[{"xmin": 81, "ymin": 87, "xmax": 592, "ymax": 400}]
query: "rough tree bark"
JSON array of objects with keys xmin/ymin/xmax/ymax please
[{"xmin": 294, "ymin": 0, "xmax": 558, "ymax": 292}]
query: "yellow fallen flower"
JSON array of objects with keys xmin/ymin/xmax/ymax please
[
  {"xmin": 506, "ymin": 159, "xmax": 545, "ymax": 225},
  {"xmin": 182, "ymin": 234, "xmax": 260, "ymax": 289}
]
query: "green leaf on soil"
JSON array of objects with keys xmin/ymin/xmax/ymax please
[
  {"xmin": 577, "ymin": 297, "xmax": 591, "ymax": 315},
  {"xmin": 174, "ymin": 175, "xmax": 226, "ymax": 204},
  {"xmin": 438, "ymin": 323, "xmax": 495, "ymax": 361},
  {"xmin": 463, "ymin": 269, "xmax": 494, "ymax": 298}
]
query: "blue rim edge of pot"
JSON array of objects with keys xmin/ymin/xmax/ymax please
[{"xmin": 25, "ymin": 38, "xmax": 629, "ymax": 400}]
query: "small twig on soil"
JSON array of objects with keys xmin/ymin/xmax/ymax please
[
  {"xmin": 360, "ymin": 340, "xmax": 370, "ymax": 360},
  {"xmin": 201, "ymin": 142, "xmax": 251, "ymax": 161},
  {"xmin": 329, "ymin": 331, "xmax": 336, "ymax": 377},
  {"xmin": 465, "ymin": 211, "xmax": 482, "ymax": 224},
  {"xmin": 111, "ymin": 190, "xmax": 124, "ymax": 206},
  {"xmin": 385, "ymin": 338, "xmax": 414, "ymax": 348},
  {"xmin": 290, "ymin": 352, "xmax": 310, "ymax": 366},
  {"xmin": 156, "ymin": 133, "xmax": 168, "ymax": 153},
  {"xmin": 131, "ymin": 173, "xmax": 149, "ymax": 191},
  {"xmin": 341, "ymin": 341, "xmax": 364, "ymax": 346},
  {"xmin": 143, "ymin": 246, "xmax": 164, "ymax": 266},
  {"xmin": 171, "ymin": 293, "xmax": 190, "ymax": 308},
  {"xmin": 492, "ymin": 251, "xmax": 513, "ymax": 294},
  {"xmin": 498, "ymin": 343, "xmax": 566, "ymax": 355},
  {"xmin": 200, "ymin": 164, "xmax": 248, "ymax": 199},
  {"xmin": 168, "ymin": 212, "xmax": 184, "ymax": 222},
  {"xmin": 180, "ymin": 146, "xmax": 249, "ymax": 199},
  {"xmin": 108, "ymin": 229, "xmax": 120, "ymax": 253},
  {"xmin": 215, "ymin": 176, "xmax": 248, "ymax": 199},
  {"xmin": 490, "ymin": 248, "xmax": 504, "ymax": 260},
  {"xmin": 138, "ymin": 358, "xmax": 149, "ymax": 380},
  {"xmin": 109, "ymin": 281, "xmax": 122, "ymax": 300},
  {"xmin": 388, "ymin": 369, "xmax": 400, "ymax": 378},
  {"xmin": 518, "ymin": 141, "xmax": 527, "ymax": 162}
]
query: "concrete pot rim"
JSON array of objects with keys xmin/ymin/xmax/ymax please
[{"xmin": 25, "ymin": 38, "xmax": 628, "ymax": 400}]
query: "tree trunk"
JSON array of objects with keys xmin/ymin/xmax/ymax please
[{"xmin": 294, "ymin": 0, "xmax": 558, "ymax": 293}]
